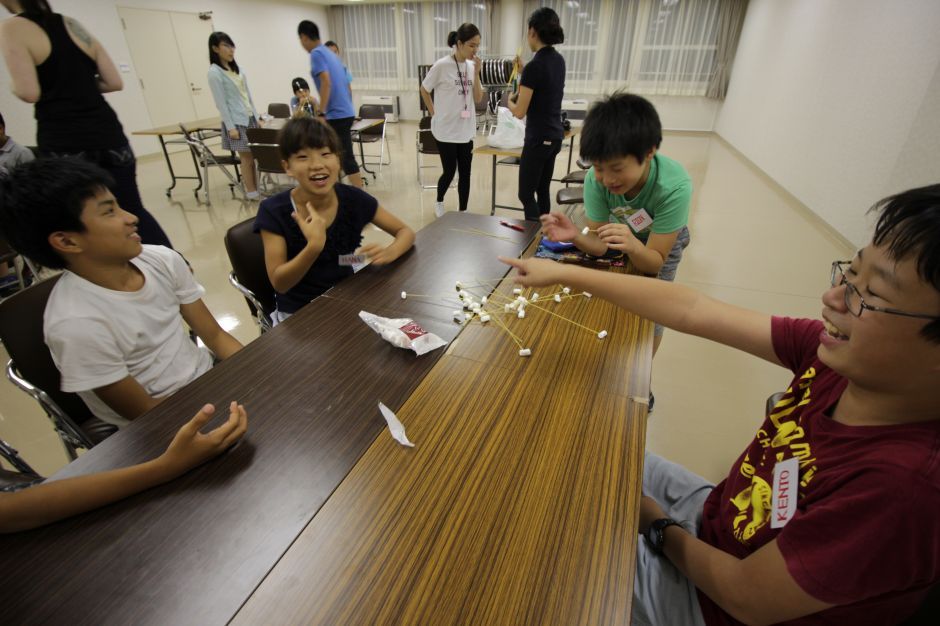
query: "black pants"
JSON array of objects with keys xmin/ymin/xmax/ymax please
[
  {"xmin": 42, "ymin": 144, "xmax": 173, "ymax": 248},
  {"xmin": 436, "ymin": 140, "xmax": 473, "ymax": 211},
  {"xmin": 518, "ymin": 139, "xmax": 562, "ymax": 221},
  {"xmin": 327, "ymin": 116, "xmax": 360, "ymax": 177}
]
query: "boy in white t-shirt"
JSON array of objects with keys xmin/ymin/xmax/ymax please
[{"xmin": 0, "ymin": 158, "xmax": 243, "ymax": 426}]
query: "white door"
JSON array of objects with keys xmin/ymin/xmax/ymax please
[
  {"xmin": 169, "ymin": 12, "xmax": 218, "ymax": 120},
  {"xmin": 118, "ymin": 7, "xmax": 197, "ymax": 128}
]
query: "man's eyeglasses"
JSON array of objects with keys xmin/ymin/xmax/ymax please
[{"xmin": 830, "ymin": 261, "xmax": 940, "ymax": 320}]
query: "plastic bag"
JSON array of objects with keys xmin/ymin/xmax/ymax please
[
  {"xmin": 486, "ymin": 106, "xmax": 525, "ymax": 149},
  {"xmin": 359, "ymin": 311, "xmax": 447, "ymax": 356}
]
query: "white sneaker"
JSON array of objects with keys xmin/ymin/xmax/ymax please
[
  {"xmin": 434, "ymin": 201, "xmax": 445, "ymax": 218},
  {"xmin": 245, "ymin": 190, "xmax": 260, "ymax": 200}
]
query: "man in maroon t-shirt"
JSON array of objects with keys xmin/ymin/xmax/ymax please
[{"xmin": 501, "ymin": 184, "xmax": 940, "ymax": 625}]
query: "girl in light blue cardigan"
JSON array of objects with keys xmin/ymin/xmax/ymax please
[{"xmin": 207, "ymin": 31, "xmax": 259, "ymax": 199}]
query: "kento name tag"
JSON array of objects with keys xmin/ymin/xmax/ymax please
[
  {"xmin": 626, "ymin": 208, "xmax": 653, "ymax": 233},
  {"xmin": 771, "ymin": 456, "xmax": 799, "ymax": 529}
]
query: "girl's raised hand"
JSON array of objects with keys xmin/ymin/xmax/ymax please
[{"xmin": 292, "ymin": 201, "xmax": 327, "ymax": 247}]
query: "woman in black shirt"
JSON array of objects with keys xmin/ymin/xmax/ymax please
[
  {"xmin": 0, "ymin": 0, "xmax": 172, "ymax": 247},
  {"xmin": 507, "ymin": 8, "xmax": 566, "ymax": 221}
]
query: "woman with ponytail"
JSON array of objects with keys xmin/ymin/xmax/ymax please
[
  {"xmin": 507, "ymin": 7, "xmax": 566, "ymax": 222},
  {"xmin": 419, "ymin": 23, "xmax": 484, "ymax": 218},
  {"xmin": 0, "ymin": 0, "xmax": 172, "ymax": 247}
]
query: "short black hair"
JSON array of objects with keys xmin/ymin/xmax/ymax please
[
  {"xmin": 325, "ymin": 40, "xmax": 338, "ymax": 49},
  {"xmin": 0, "ymin": 111, "xmax": 5, "ymax": 128},
  {"xmin": 298, "ymin": 20, "xmax": 320, "ymax": 41},
  {"xmin": 580, "ymin": 92, "xmax": 662, "ymax": 163},
  {"xmin": 447, "ymin": 23, "xmax": 480, "ymax": 48},
  {"xmin": 528, "ymin": 7, "xmax": 564, "ymax": 46},
  {"xmin": 0, "ymin": 158, "xmax": 115, "ymax": 269},
  {"xmin": 277, "ymin": 117, "xmax": 343, "ymax": 162},
  {"xmin": 291, "ymin": 77, "xmax": 310, "ymax": 94},
  {"xmin": 870, "ymin": 184, "xmax": 940, "ymax": 342}
]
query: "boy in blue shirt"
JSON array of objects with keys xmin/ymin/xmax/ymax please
[{"xmin": 297, "ymin": 20, "xmax": 362, "ymax": 189}]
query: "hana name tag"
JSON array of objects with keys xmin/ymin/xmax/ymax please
[{"xmin": 771, "ymin": 456, "xmax": 799, "ymax": 529}]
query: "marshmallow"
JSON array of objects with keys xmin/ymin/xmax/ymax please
[
  {"xmin": 553, "ymin": 294, "xmax": 562, "ymax": 303},
  {"xmin": 562, "ymin": 287, "xmax": 571, "ymax": 294},
  {"xmin": 455, "ymin": 281, "xmax": 464, "ymax": 289},
  {"xmin": 459, "ymin": 290, "xmax": 470, "ymax": 299},
  {"xmin": 481, "ymin": 296, "xmax": 488, "ymax": 304},
  {"xmin": 530, "ymin": 293, "xmax": 539, "ymax": 301},
  {"xmin": 583, "ymin": 291, "xmax": 593, "ymax": 298},
  {"xmin": 581, "ymin": 226, "xmax": 590, "ymax": 236},
  {"xmin": 513, "ymin": 288, "xmax": 522, "ymax": 295},
  {"xmin": 480, "ymin": 314, "xmax": 491, "ymax": 323},
  {"xmin": 465, "ymin": 312, "xmax": 473, "ymax": 321},
  {"xmin": 504, "ymin": 304, "xmax": 512, "ymax": 312},
  {"xmin": 453, "ymin": 310, "xmax": 464, "ymax": 321},
  {"xmin": 471, "ymin": 303, "xmax": 482, "ymax": 312},
  {"xmin": 518, "ymin": 348, "xmax": 531, "ymax": 356},
  {"xmin": 597, "ymin": 330, "xmax": 608, "ymax": 339},
  {"xmin": 517, "ymin": 309, "xmax": 526, "ymax": 319},
  {"xmin": 400, "ymin": 291, "xmax": 407, "ymax": 299}
]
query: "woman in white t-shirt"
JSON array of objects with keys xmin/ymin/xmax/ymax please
[{"xmin": 419, "ymin": 23, "xmax": 484, "ymax": 218}]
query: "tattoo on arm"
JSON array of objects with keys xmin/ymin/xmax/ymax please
[{"xmin": 65, "ymin": 17, "xmax": 93, "ymax": 48}]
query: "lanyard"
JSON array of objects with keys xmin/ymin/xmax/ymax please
[{"xmin": 454, "ymin": 55, "xmax": 469, "ymax": 110}]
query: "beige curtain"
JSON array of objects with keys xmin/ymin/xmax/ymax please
[
  {"xmin": 485, "ymin": 0, "xmax": 500, "ymax": 55},
  {"xmin": 706, "ymin": 0, "xmax": 748, "ymax": 100},
  {"xmin": 327, "ymin": 6, "xmax": 346, "ymax": 51}
]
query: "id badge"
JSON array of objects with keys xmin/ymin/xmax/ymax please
[
  {"xmin": 626, "ymin": 208, "xmax": 653, "ymax": 233},
  {"xmin": 460, "ymin": 109, "xmax": 472, "ymax": 119},
  {"xmin": 771, "ymin": 456, "xmax": 799, "ymax": 529}
]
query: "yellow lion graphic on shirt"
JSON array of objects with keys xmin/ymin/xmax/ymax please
[{"xmin": 730, "ymin": 476, "xmax": 772, "ymax": 542}]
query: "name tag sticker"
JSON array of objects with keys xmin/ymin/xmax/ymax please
[
  {"xmin": 339, "ymin": 254, "xmax": 369, "ymax": 267},
  {"xmin": 627, "ymin": 208, "xmax": 653, "ymax": 233},
  {"xmin": 460, "ymin": 110, "xmax": 472, "ymax": 119},
  {"xmin": 771, "ymin": 456, "xmax": 799, "ymax": 529}
]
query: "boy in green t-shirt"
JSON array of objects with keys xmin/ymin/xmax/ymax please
[{"xmin": 542, "ymin": 92, "xmax": 692, "ymax": 362}]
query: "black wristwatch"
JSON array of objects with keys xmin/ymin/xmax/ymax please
[{"xmin": 645, "ymin": 518, "xmax": 683, "ymax": 555}]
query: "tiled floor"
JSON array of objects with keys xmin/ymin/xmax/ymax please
[{"xmin": 0, "ymin": 121, "xmax": 853, "ymax": 482}]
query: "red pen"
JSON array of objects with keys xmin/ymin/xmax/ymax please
[{"xmin": 499, "ymin": 220, "xmax": 525, "ymax": 232}]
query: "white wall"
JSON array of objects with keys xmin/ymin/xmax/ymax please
[
  {"xmin": 0, "ymin": 0, "xmax": 328, "ymax": 156},
  {"xmin": 716, "ymin": 0, "xmax": 940, "ymax": 246}
]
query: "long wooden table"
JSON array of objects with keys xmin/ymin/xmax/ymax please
[{"xmin": 0, "ymin": 212, "xmax": 651, "ymax": 625}]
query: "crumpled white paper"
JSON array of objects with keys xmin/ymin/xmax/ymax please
[{"xmin": 378, "ymin": 402, "xmax": 415, "ymax": 447}]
